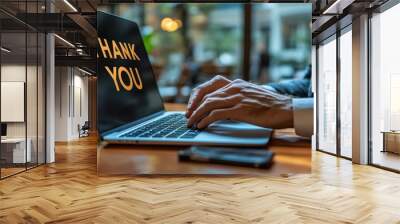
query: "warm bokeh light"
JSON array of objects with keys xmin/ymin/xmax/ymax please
[{"xmin": 160, "ymin": 17, "xmax": 182, "ymax": 32}]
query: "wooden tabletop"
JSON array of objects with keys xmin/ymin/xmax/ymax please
[{"xmin": 97, "ymin": 103, "xmax": 311, "ymax": 176}]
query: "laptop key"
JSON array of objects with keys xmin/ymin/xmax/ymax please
[
  {"xmin": 138, "ymin": 132, "xmax": 152, "ymax": 137},
  {"xmin": 122, "ymin": 114, "xmax": 202, "ymax": 139}
]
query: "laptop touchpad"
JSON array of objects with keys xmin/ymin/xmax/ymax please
[{"xmin": 205, "ymin": 120, "xmax": 272, "ymax": 138}]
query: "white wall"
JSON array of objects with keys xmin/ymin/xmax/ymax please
[
  {"xmin": 54, "ymin": 67, "xmax": 89, "ymax": 141},
  {"xmin": 1, "ymin": 65, "xmax": 26, "ymax": 139},
  {"xmin": 1, "ymin": 64, "xmax": 46, "ymax": 164},
  {"xmin": 55, "ymin": 66, "xmax": 69, "ymax": 141},
  {"xmin": 0, "ymin": 65, "xmax": 42, "ymax": 138}
]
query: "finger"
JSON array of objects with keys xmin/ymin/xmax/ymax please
[
  {"xmin": 187, "ymin": 94, "xmax": 243, "ymax": 127},
  {"xmin": 197, "ymin": 90, "xmax": 230, "ymax": 110},
  {"xmin": 186, "ymin": 76, "xmax": 230, "ymax": 117},
  {"xmin": 187, "ymin": 78, "xmax": 243, "ymax": 117},
  {"xmin": 195, "ymin": 80, "xmax": 244, "ymax": 108},
  {"xmin": 214, "ymin": 79, "xmax": 244, "ymax": 95},
  {"xmin": 187, "ymin": 76, "xmax": 229, "ymax": 108},
  {"xmin": 197, "ymin": 106, "xmax": 240, "ymax": 129}
]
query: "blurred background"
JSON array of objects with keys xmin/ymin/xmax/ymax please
[{"xmin": 99, "ymin": 3, "xmax": 311, "ymax": 103}]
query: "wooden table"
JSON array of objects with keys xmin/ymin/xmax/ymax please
[{"xmin": 97, "ymin": 104, "xmax": 311, "ymax": 176}]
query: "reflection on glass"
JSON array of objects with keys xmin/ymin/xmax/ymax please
[
  {"xmin": 371, "ymin": 4, "xmax": 400, "ymax": 171},
  {"xmin": 317, "ymin": 37, "xmax": 337, "ymax": 154},
  {"xmin": 340, "ymin": 29, "xmax": 352, "ymax": 158}
]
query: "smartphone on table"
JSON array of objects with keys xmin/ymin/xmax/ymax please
[{"xmin": 178, "ymin": 146, "xmax": 274, "ymax": 169}]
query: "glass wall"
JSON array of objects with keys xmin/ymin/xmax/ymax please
[
  {"xmin": 371, "ymin": 3, "xmax": 400, "ymax": 171},
  {"xmin": 339, "ymin": 27, "xmax": 352, "ymax": 158},
  {"xmin": 316, "ymin": 26, "xmax": 353, "ymax": 159},
  {"xmin": 317, "ymin": 36, "xmax": 337, "ymax": 154},
  {"xmin": 0, "ymin": 1, "xmax": 46, "ymax": 179}
]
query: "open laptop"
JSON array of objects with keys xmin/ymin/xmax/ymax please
[{"xmin": 97, "ymin": 11, "xmax": 272, "ymax": 146}]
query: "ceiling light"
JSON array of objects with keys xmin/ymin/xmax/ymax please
[
  {"xmin": 54, "ymin": 34, "xmax": 75, "ymax": 48},
  {"xmin": 323, "ymin": 0, "xmax": 341, "ymax": 14},
  {"xmin": 1, "ymin": 47, "xmax": 11, "ymax": 53},
  {"xmin": 160, "ymin": 17, "xmax": 182, "ymax": 32},
  {"xmin": 63, "ymin": 0, "xmax": 78, "ymax": 12},
  {"xmin": 322, "ymin": 0, "xmax": 354, "ymax": 15}
]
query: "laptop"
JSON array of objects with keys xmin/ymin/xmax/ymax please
[{"xmin": 97, "ymin": 11, "xmax": 272, "ymax": 146}]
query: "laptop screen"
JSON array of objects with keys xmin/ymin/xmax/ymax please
[{"xmin": 97, "ymin": 11, "xmax": 164, "ymax": 135}]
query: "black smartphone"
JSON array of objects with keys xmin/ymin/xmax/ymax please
[{"xmin": 178, "ymin": 146, "xmax": 274, "ymax": 168}]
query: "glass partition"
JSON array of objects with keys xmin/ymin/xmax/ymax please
[
  {"xmin": 339, "ymin": 28, "xmax": 352, "ymax": 158},
  {"xmin": 1, "ymin": 29, "xmax": 28, "ymax": 178},
  {"xmin": 0, "ymin": 1, "xmax": 46, "ymax": 179},
  {"xmin": 317, "ymin": 36, "xmax": 337, "ymax": 154}
]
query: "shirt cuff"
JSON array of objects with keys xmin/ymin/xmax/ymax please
[{"xmin": 292, "ymin": 98, "xmax": 314, "ymax": 138}]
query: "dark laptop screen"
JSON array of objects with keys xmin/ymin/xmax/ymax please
[{"xmin": 97, "ymin": 11, "xmax": 164, "ymax": 135}]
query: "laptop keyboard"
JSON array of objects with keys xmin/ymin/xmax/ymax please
[{"xmin": 121, "ymin": 114, "xmax": 201, "ymax": 139}]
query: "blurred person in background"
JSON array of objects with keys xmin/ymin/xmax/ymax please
[{"xmin": 257, "ymin": 43, "xmax": 271, "ymax": 84}]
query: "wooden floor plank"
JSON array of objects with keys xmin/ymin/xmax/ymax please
[{"xmin": 0, "ymin": 135, "xmax": 400, "ymax": 223}]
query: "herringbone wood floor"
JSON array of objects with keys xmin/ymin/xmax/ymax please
[{"xmin": 1, "ymin": 135, "xmax": 400, "ymax": 224}]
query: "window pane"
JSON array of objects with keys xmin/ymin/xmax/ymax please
[
  {"xmin": 371, "ymin": 4, "xmax": 400, "ymax": 171},
  {"xmin": 339, "ymin": 29, "xmax": 352, "ymax": 158},
  {"xmin": 317, "ymin": 37, "xmax": 337, "ymax": 154},
  {"xmin": 251, "ymin": 4, "xmax": 311, "ymax": 84}
]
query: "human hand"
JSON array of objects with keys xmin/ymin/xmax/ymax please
[
  {"xmin": 186, "ymin": 77, "xmax": 294, "ymax": 129},
  {"xmin": 186, "ymin": 75, "xmax": 231, "ymax": 118}
]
